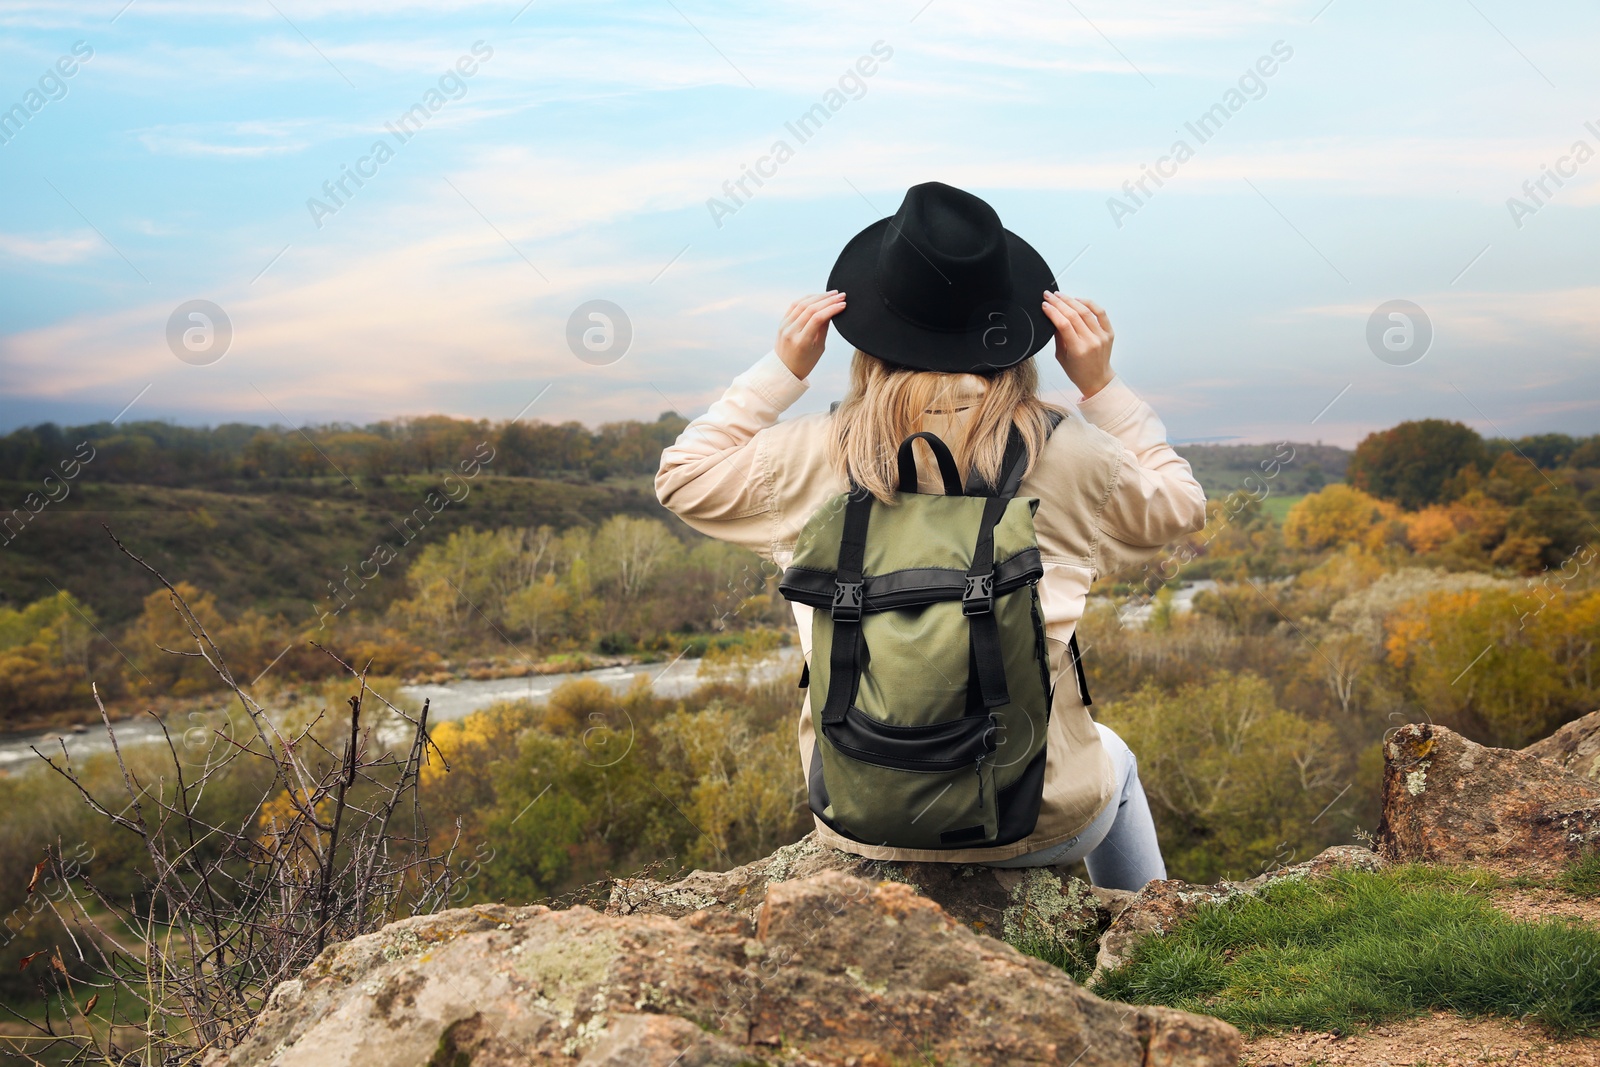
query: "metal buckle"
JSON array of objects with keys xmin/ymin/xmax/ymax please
[
  {"xmin": 962, "ymin": 573, "xmax": 994, "ymax": 616},
  {"xmin": 831, "ymin": 580, "xmax": 863, "ymax": 622}
]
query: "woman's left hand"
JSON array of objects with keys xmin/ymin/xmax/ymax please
[
  {"xmin": 775, "ymin": 291, "xmax": 847, "ymax": 380},
  {"xmin": 1042, "ymin": 291, "xmax": 1114, "ymax": 399}
]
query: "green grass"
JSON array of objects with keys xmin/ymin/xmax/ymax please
[
  {"xmin": 1560, "ymin": 850, "xmax": 1600, "ymax": 898},
  {"xmin": 1091, "ymin": 866, "xmax": 1600, "ymax": 1037},
  {"xmin": 1012, "ymin": 927, "xmax": 1104, "ymax": 985},
  {"xmin": 1259, "ymin": 493, "xmax": 1306, "ymax": 522}
]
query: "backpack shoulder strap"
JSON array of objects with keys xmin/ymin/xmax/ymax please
[
  {"xmin": 962, "ymin": 409, "xmax": 1073, "ymax": 710},
  {"xmin": 965, "ymin": 409, "xmax": 1065, "ymax": 498},
  {"xmin": 818, "ymin": 488, "xmax": 872, "ymax": 727}
]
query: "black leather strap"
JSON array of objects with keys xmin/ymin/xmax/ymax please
[
  {"xmin": 1068, "ymin": 632, "xmax": 1092, "ymax": 707},
  {"xmin": 778, "ymin": 548, "xmax": 1044, "ymax": 613},
  {"xmin": 821, "ymin": 489, "xmax": 873, "ymax": 726},
  {"xmin": 965, "ymin": 494, "xmax": 1012, "ymax": 709},
  {"xmin": 961, "ymin": 420, "xmax": 1041, "ymax": 711},
  {"xmin": 897, "ymin": 432, "xmax": 964, "ymax": 496}
]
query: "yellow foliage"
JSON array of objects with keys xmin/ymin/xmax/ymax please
[
  {"xmin": 655, "ymin": 702, "xmax": 802, "ymax": 867},
  {"xmin": 698, "ymin": 630, "xmax": 782, "ymax": 685},
  {"xmin": 1283, "ymin": 485, "xmax": 1399, "ymax": 553},
  {"xmin": 255, "ymin": 787, "xmax": 331, "ymax": 860},
  {"xmin": 422, "ymin": 703, "xmax": 524, "ymax": 787},
  {"xmin": 1403, "ymin": 506, "xmax": 1459, "ymax": 554},
  {"xmin": 1290, "ymin": 545, "xmax": 1387, "ymax": 613},
  {"xmin": 1096, "ymin": 672, "xmax": 1344, "ymax": 883},
  {"xmin": 1490, "ymin": 533, "xmax": 1550, "ymax": 573},
  {"xmin": 1382, "ymin": 589, "xmax": 1482, "ymax": 668},
  {"xmin": 1442, "ymin": 489, "xmax": 1511, "ymax": 550},
  {"xmin": 0, "ymin": 590, "xmax": 95, "ymax": 717},
  {"xmin": 1382, "ymin": 586, "xmax": 1600, "ymax": 747}
]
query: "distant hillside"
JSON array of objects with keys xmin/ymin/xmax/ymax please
[
  {"xmin": 0, "ymin": 439, "xmax": 1350, "ymax": 627},
  {"xmin": 1175, "ymin": 441, "xmax": 1350, "ymax": 497},
  {"xmin": 0, "ymin": 413, "xmax": 688, "ymax": 487},
  {"xmin": 0, "ymin": 474, "xmax": 676, "ymax": 627}
]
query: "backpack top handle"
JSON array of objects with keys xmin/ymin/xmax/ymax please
[{"xmin": 896, "ymin": 432, "xmax": 964, "ymax": 496}]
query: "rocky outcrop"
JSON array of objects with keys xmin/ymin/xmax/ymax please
[
  {"xmin": 1379, "ymin": 721, "xmax": 1600, "ymax": 873},
  {"xmin": 610, "ymin": 832, "xmax": 1121, "ymax": 966},
  {"xmin": 211, "ymin": 872, "xmax": 1240, "ymax": 1067},
  {"xmin": 612, "ymin": 832, "xmax": 1384, "ymax": 986},
  {"xmin": 1523, "ymin": 708, "xmax": 1600, "ymax": 782}
]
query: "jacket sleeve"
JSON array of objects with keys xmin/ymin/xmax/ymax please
[
  {"xmin": 654, "ymin": 351, "xmax": 810, "ymax": 557},
  {"xmin": 1076, "ymin": 377, "xmax": 1207, "ymax": 575}
]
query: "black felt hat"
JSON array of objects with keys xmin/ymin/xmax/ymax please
[{"xmin": 826, "ymin": 181, "xmax": 1057, "ymax": 373}]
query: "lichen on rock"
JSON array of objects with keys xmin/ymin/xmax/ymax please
[{"xmin": 1380, "ymin": 721, "xmax": 1600, "ymax": 873}]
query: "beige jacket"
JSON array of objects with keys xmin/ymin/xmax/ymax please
[{"xmin": 655, "ymin": 352, "xmax": 1206, "ymax": 862}]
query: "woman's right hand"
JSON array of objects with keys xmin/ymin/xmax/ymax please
[
  {"xmin": 1042, "ymin": 291, "xmax": 1114, "ymax": 399},
  {"xmin": 775, "ymin": 291, "xmax": 847, "ymax": 381}
]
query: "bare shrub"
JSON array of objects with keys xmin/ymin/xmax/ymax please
[{"xmin": 3, "ymin": 529, "xmax": 461, "ymax": 1065}]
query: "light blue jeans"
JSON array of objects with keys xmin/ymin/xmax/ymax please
[{"xmin": 984, "ymin": 723, "xmax": 1167, "ymax": 890}]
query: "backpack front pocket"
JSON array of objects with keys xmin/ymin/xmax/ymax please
[{"xmin": 817, "ymin": 708, "xmax": 999, "ymax": 850}]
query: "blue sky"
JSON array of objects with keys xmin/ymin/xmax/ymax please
[{"xmin": 0, "ymin": 0, "xmax": 1596, "ymax": 446}]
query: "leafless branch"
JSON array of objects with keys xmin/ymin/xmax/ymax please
[{"xmin": 11, "ymin": 540, "xmax": 461, "ymax": 1065}]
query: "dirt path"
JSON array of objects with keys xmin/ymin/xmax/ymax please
[
  {"xmin": 1243, "ymin": 1011, "xmax": 1600, "ymax": 1066},
  {"xmin": 1487, "ymin": 885, "xmax": 1600, "ymax": 926}
]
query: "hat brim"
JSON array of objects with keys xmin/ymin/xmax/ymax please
[{"xmin": 826, "ymin": 217, "xmax": 1057, "ymax": 374}]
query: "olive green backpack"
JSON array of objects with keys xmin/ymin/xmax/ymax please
[{"xmin": 778, "ymin": 417, "xmax": 1089, "ymax": 851}]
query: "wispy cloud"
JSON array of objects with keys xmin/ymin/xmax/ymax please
[
  {"xmin": 135, "ymin": 120, "xmax": 316, "ymax": 158},
  {"xmin": 1, "ymin": 0, "xmax": 1597, "ymax": 444},
  {"xmin": 0, "ymin": 231, "xmax": 102, "ymax": 264}
]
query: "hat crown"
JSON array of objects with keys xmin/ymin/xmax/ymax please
[
  {"xmin": 825, "ymin": 180, "xmax": 1055, "ymax": 373},
  {"xmin": 877, "ymin": 182, "xmax": 1012, "ymax": 331}
]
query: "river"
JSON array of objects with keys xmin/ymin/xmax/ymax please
[{"xmin": 0, "ymin": 647, "xmax": 803, "ymax": 774}]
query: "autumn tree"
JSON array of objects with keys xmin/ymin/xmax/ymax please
[
  {"xmin": 1384, "ymin": 586, "xmax": 1600, "ymax": 747},
  {"xmin": 1348, "ymin": 419, "xmax": 1485, "ymax": 508},
  {"xmin": 0, "ymin": 591, "xmax": 98, "ymax": 719},
  {"xmin": 1283, "ymin": 485, "xmax": 1400, "ymax": 553}
]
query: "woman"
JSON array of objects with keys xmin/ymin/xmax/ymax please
[{"xmin": 655, "ymin": 182, "xmax": 1205, "ymax": 888}]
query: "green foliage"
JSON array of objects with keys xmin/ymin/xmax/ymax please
[
  {"xmin": 1095, "ymin": 672, "xmax": 1345, "ymax": 883},
  {"xmin": 1173, "ymin": 442, "xmax": 1350, "ymax": 497},
  {"xmin": 421, "ymin": 675, "xmax": 809, "ymax": 903},
  {"xmin": 389, "ymin": 517, "xmax": 780, "ymax": 656},
  {"xmin": 1348, "ymin": 419, "xmax": 1487, "ymax": 509},
  {"xmin": 0, "ymin": 672, "xmax": 807, "ymax": 1011},
  {"xmin": 654, "ymin": 698, "xmax": 804, "ymax": 867},
  {"xmin": 0, "ymin": 495, "xmax": 781, "ymax": 718},
  {"xmin": 1093, "ymin": 866, "xmax": 1600, "ymax": 1037},
  {"xmin": 1012, "ymin": 926, "xmax": 1103, "ymax": 985},
  {"xmin": 0, "ymin": 475, "xmax": 672, "ymax": 628},
  {"xmin": 0, "ymin": 738, "xmax": 279, "ymax": 1003},
  {"xmin": 1259, "ymin": 493, "xmax": 1303, "ymax": 522}
]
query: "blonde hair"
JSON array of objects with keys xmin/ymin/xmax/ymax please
[{"xmin": 832, "ymin": 349, "xmax": 1063, "ymax": 503}]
